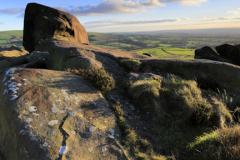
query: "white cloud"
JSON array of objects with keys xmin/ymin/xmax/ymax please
[
  {"xmin": 158, "ymin": 0, "xmax": 208, "ymax": 6},
  {"xmin": 182, "ymin": 18, "xmax": 191, "ymax": 20},
  {"xmin": 84, "ymin": 18, "xmax": 180, "ymax": 28},
  {"xmin": 58, "ymin": 0, "xmax": 207, "ymax": 17},
  {"xmin": 57, "ymin": 0, "xmax": 165, "ymax": 16},
  {"xmin": 0, "ymin": 8, "xmax": 23, "ymax": 15},
  {"xmin": 200, "ymin": 16, "xmax": 240, "ymax": 22},
  {"xmin": 0, "ymin": 22, "xmax": 4, "ymax": 25},
  {"xmin": 226, "ymin": 10, "xmax": 239, "ymax": 14}
]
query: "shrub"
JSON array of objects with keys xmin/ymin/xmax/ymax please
[
  {"xmin": 162, "ymin": 76, "xmax": 213, "ymax": 126},
  {"xmin": 188, "ymin": 125, "xmax": 240, "ymax": 160},
  {"xmin": 129, "ymin": 79, "xmax": 161, "ymax": 111},
  {"xmin": 177, "ymin": 82, "xmax": 213, "ymax": 125},
  {"xmin": 120, "ymin": 59, "xmax": 142, "ymax": 72},
  {"xmin": 67, "ymin": 68, "xmax": 115, "ymax": 92},
  {"xmin": 210, "ymin": 97, "xmax": 233, "ymax": 128}
]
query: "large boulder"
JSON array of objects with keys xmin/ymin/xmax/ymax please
[
  {"xmin": 0, "ymin": 68, "xmax": 127, "ymax": 159},
  {"xmin": 23, "ymin": 3, "xmax": 89, "ymax": 53},
  {"xmin": 195, "ymin": 46, "xmax": 234, "ymax": 64},
  {"xmin": 216, "ymin": 44, "xmax": 240, "ymax": 65},
  {"xmin": 195, "ymin": 46, "xmax": 219, "ymax": 59}
]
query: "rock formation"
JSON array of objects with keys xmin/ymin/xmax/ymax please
[
  {"xmin": 216, "ymin": 44, "xmax": 240, "ymax": 65},
  {"xmin": 195, "ymin": 44, "xmax": 240, "ymax": 66},
  {"xmin": 23, "ymin": 3, "xmax": 89, "ymax": 53}
]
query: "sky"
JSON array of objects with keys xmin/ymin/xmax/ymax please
[{"xmin": 0, "ymin": 0, "xmax": 240, "ymax": 32}]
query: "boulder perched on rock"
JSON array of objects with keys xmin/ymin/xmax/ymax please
[
  {"xmin": 195, "ymin": 46, "xmax": 219, "ymax": 59},
  {"xmin": 23, "ymin": 3, "xmax": 89, "ymax": 53},
  {"xmin": 195, "ymin": 46, "xmax": 234, "ymax": 64},
  {"xmin": 216, "ymin": 44, "xmax": 240, "ymax": 65},
  {"xmin": 0, "ymin": 68, "xmax": 127, "ymax": 159},
  {"xmin": 0, "ymin": 45, "xmax": 29, "ymax": 70}
]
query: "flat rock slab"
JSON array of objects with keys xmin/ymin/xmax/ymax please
[{"xmin": 0, "ymin": 68, "xmax": 125, "ymax": 160}]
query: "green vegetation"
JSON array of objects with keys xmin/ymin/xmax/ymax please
[
  {"xmin": 110, "ymin": 102, "xmax": 168, "ymax": 160},
  {"xmin": 2, "ymin": 30, "xmax": 240, "ymax": 60},
  {"xmin": 121, "ymin": 74, "xmax": 237, "ymax": 159},
  {"xmin": 67, "ymin": 68, "xmax": 115, "ymax": 93},
  {"xmin": 136, "ymin": 47, "xmax": 195, "ymax": 59},
  {"xmin": 189, "ymin": 125, "xmax": 240, "ymax": 159},
  {"xmin": 120, "ymin": 59, "xmax": 142, "ymax": 72},
  {"xmin": 0, "ymin": 30, "xmax": 23, "ymax": 48}
]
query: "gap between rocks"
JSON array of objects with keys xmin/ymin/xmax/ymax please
[{"xmin": 56, "ymin": 113, "xmax": 70, "ymax": 160}]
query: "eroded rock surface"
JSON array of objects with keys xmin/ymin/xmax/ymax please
[
  {"xmin": 0, "ymin": 68, "xmax": 126, "ymax": 160},
  {"xmin": 0, "ymin": 45, "xmax": 29, "ymax": 70},
  {"xmin": 23, "ymin": 3, "xmax": 89, "ymax": 53}
]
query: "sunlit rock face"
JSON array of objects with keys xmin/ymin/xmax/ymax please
[
  {"xmin": 0, "ymin": 68, "xmax": 127, "ymax": 159},
  {"xmin": 23, "ymin": 3, "xmax": 89, "ymax": 53}
]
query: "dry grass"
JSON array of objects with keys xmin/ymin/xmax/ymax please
[
  {"xmin": 189, "ymin": 125, "xmax": 240, "ymax": 160},
  {"xmin": 129, "ymin": 79, "xmax": 161, "ymax": 111},
  {"xmin": 67, "ymin": 68, "xmax": 115, "ymax": 92}
]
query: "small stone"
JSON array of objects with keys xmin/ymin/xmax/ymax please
[
  {"xmin": 88, "ymin": 148, "xmax": 93, "ymax": 152},
  {"xmin": 48, "ymin": 120, "xmax": 58, "ymax": 126},
  {"xmin": 25, "ymin": 118, "xmax": 33, "ymax": 123},
  {"xmin": 43, "ymin": 142, "xmax": 48, "ymax": 147},
  {"xmin": 29, "ymin": 106, "xmax": 37, "ymax": 112}
]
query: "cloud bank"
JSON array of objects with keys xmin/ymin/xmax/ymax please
[
  {"xmin": 57, "ymin": 0, "xmax": 165, "ymax": 16},
  {"xmin": 57, "ymin": 0, "xmax": 208, "ymax": 16},
  {"xmin": 159, "ymin": 0, "xmax": 207, "ymax": 6},
  {"xmin": 0, "ymin": 0, "xmax": 208, "ymax": 17},
  {"xmin": 201, "ymin": 16, "xmax": 240, "ymax": 22},
  {"xmin": 0, "ymin": 8, "xmax": 23, "ymax": 15},
  {"xmin": 84, "ymin": 18, "xmax": 180, "ymax": 28}
]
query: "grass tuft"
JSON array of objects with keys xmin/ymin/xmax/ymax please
[
  {"xmin": 66, "ymin": 68, "xmax": 115, "ymax": 93},
  {"xmin": 120, "ymin": 59, "xmax": 142, "ymax": 72},
  {"xmin": 189, "ymin": 125, "xmax": 240, "ymax": 160}
]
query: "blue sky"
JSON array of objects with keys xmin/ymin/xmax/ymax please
[{"xmin": 0, "ymin": 0, "xmax": 239, "ymax": 32}]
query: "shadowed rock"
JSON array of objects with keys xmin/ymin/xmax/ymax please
[
  {"xmin": 216, "ymin": 44, "xmax": 240, "ymax": 65},
  {"xmin": 23, "ymin": 3, "xmax": 89, "ymax": 53}
]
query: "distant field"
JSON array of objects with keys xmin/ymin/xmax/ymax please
[
  {"xmin": 136, "ymin": 47, "xmax": 195, "ymax": 59},
  {"xmin": 1, "ymin": 30, "xmax": 239, "ymax": 60},
  {"xmin": 0, "ymin": 30, "xmax": 23, "ymax": 48}
]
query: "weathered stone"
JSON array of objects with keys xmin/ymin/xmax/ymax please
[
  {"xmin": 36, "ymin": 38, "xmax": 102, "ymax": 70},
  {"xmin": 23, "ymin": 3, "xmax": 89, "ymax": 53},
  {"xmin": 26, "ymin": 51, "xmax": 50, "ymax": 63},
  {"xmin": 0, "ymin": 45, "xmax": 29, "ymax": 68},
  {"xmin": 195, "ymin": 46, "xmax": 234, "ymax": 64},
  {"xmin": 64, "ymin": 57, "xmax": 102, "ymax": 70},
  {"xmin": 216, "ymin": 44, "xmax": 240, "ymax": 65},
  {"xmin": 195, "ymin": 46, "xmax": 219, "ymax": 59},
  {"xmin": 0, "ymin": 68, "xmax": 125, "ymax": 160}
]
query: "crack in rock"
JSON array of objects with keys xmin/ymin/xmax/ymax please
[{"xmin": 56, "ymin": 113, "xmax": 70, "ymax": 160}]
